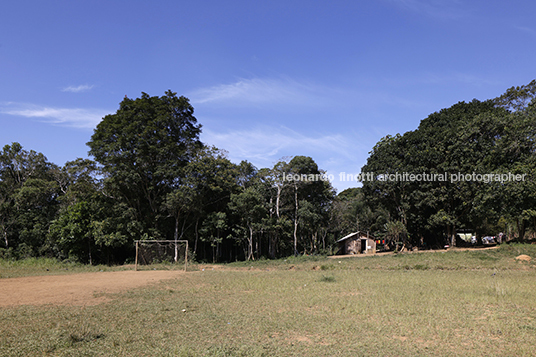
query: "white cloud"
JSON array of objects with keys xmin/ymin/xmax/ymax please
[
  {"xmin": 388, "ymin": 0, "xmax": 467, "ymax": 20},
  {"xmin": 189, "ymin": 77, "xmax": 329, "ymax": 107},
  {"xmin": 202, "ymin": 126, "xmax": 358, "ymax": 168},
  {"xmin": 201, "ymin": 125, "xmax": 376, "ymax": 192},
  {"xmin": 61, "ymin": 84, "xmax": 94, "ymax": 93},
  {"xmin": 515, "ymin": 26, "xmax": 536, "ymax": 37},
  {"xmin": 416, "ymin": 72, "xmax": 499, "ymax": 87},
  {"xmin": 1, "ymin": 103, "xmax": 109, "ymax": 129}
]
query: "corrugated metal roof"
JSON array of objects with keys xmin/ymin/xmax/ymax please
[{"xmin": 336, "ymin": 231, "xmax": 373, "ymax": 243}]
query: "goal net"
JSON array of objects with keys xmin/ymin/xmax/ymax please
[{"xmin": 135, "ymin": 240, "xmax": 188, "ymax": 271}]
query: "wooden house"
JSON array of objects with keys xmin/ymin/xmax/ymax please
[{"xmin": 336, "ymin": 231, "xmax": 376, "ymax": 255}]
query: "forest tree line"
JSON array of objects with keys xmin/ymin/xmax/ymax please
[
  {"xmin": 1, "ymin": 81, "xmax": 535, "ymax": 264},
  {"xmin": 357, "ymin": 80, "xmax": 536, "ymax": 248},
  {"xmin": 0, "ymin": 91, "xmax": 335, "ymax": 264}
]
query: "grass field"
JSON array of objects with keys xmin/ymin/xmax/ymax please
[{"xmin": 1, "ymin": 244, "xmax": 536, "ymax": 356}]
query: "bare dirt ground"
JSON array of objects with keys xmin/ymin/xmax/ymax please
[
  {"xmin": 328, "ymin": 245, "xmax": 500, "ymax": 259},
  {"xmin": 0, "ymin": 270, "xmax": 183, "ymax": 307},
  {"xmin": 1, "ymin": 246, "xmax": 502, "ymax": 308}
]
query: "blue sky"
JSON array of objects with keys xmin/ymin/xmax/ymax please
[{"xmin": 1, "ymin": 0, "xmax": 535, "ymax": 192}]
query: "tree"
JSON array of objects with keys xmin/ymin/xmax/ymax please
[
  {"xmin": 494, "ymin": 79, "xmax": 536, "ymax": 112},
  {"xmin": 361, "ymin": 99, "xmax": 509, "ymax": 247},
  {"xmin": 87, "ymin": 91, "xmax": 202, "ymax": 242},
  {"xmin": 229, "ymin": 186, "xmax": 267, "ymax": 261},
  {"xmin": 48, "ymin": 158, "xmax": 116, "ymax": 264},
  {"xmin": 333, "ymin": 187, "xmax": 377, "ymax": 234},
  {"xmin": 163, "ymin": 147, "xmax": 240, "ymax": 261},
  {"xmin": 491, "ymin": 83, "xmax": 536, "ymax": 240},
  {"xmin": 199, "ymin": 211, "xmax": 228, "ymax": 263},
  {"xmin": 360, "ymin": 134, "xmax": 410, "ymax": 237},
  {"xmin": 285, "ymin": 156, "xmax": 335, "ymax": 255},
  {"xmin": 50, "ymin": 200, "xmax": 95, "ymax": 263},
  {"xmin": 257, "ymin": 159, "xmax": 294, "ymax": 258},
  {"xmin": 384, "ymin": 220, "xmax": 408, "ymax": 251},
  {"xmin": 14, "ymin": 177, "xmax": 60, "ymax": 256},
  {"xmin": 0, "ymin": 143, "xmax": 60, "ymax": 257}
]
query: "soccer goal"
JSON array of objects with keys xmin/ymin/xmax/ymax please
[{"xmin": 134, "ymin": 240, "xmax": 188, "ymax": 271}]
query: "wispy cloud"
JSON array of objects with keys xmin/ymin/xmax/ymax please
[
  {"xmin": 416, "ymin": 72, "xmax": 499, "ymax": 87},
  {"xmin": 189, "ymin": 77, "xmax": 330, "ymax": 107},
  {"xmin": 202, "ymin": 125, "xmax": 356, "ymax": 167},
  {"xmin": 1, "ymin": 103, "xmax": 109, "ymax": 129},
  {"xmin": 61, "ymin": 84, "xmax": 94, "ymax": 93},
  {"xmin": 202, "ymin": 125, "xmax": 376, "ymax": 192},
  {"xmin": 387, "ymin": 0, "xmax": 467, "ymax": 20},
  {"xmin": 515, "ymin": 26, "xmax": 536, "ymax": 37}
]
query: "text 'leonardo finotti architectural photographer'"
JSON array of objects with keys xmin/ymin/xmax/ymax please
[{"xmin": 338, "ymin": 172, "xmax": 527, "ymax": 184}]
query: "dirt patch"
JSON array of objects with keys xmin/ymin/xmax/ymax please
[
  {"xmin": 516, "ymin": 254, "xmax": 532, "ymax": 262},
  {"xmin": 196, "ymin": 264, "xmax": 273, "ymax": 272},
  {"xmin": 0, "ymin": 270, "xmax": 183, "ymax": 307},
  {"xmin": 284, "ymin": 333, "xmax": 329, "ymax": 346},
  {"xmin": 329, "ymin": 245, "xmax": 500, "ymax": 259}
]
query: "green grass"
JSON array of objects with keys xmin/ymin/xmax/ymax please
[{"xmin": 1, "ymin": 244, "xmax": 536, "ymax": 356}]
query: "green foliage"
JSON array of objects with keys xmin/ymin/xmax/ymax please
[
  {"xmin": 494, "ymin": 79, "xmax": 536, "ymax": 111},
  {"xmin": 319, "ymin": 274, "xmax": 336, "ymax": 282},
  {"xmin": 87, "ymin": 91, "xmax": 202, "ymax": 242},
  {"xmin": 361, "ymin": 80, "xmax": 536, "ymax": 245},
  {"xmin": 0, "ymin": 143, "xmax": 61, "ymax": 258},
  {"xmin": 384, "ymin": 220, "xmax": 408, "ymax": 248},
  {"xmin": 4, "ymin": 80, "xmax": 536, "ymax": 264},
  {"xmin": 229, "ymin": 186, "xmax": 267, "ymax": 261}
]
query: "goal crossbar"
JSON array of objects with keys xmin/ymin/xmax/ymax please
[{"xmin": 135, "ymin": 240, "xmax": 188, "ymax": 271}]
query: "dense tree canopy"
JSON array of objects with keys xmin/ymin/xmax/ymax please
[
  {"xmin": 2, "ymin": 81, "xmax": 536, "ymax": 263},
  {"xmin": 87, "ymin": 91, "xmax": 203, "ymax": 242},
  {"xmin": 360, "ymin": 84, "xmax": 536, "ymax": 248},
  {"xmin": 0, "ymin": 143, "xmax": 60, "ymax": 258}
]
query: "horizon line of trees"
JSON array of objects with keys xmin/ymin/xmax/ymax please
[
  {"xmin": 1, "ymin": 81, "xmax": 536, "ymax": 264},
  {"xmin": 355, "ymin": 80, "xmax": 536, "ymax": 249},
  {"xmin": 0, "ymin": 91, "xmax": 336, "ymax": 264}
]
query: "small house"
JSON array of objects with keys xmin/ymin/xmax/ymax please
[{"xmin": 337, "ymin": 231, "xmax": 376, "ymax": 255}]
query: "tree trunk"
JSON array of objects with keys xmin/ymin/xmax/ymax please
[
  {"xmin": 2, "ymin": 229, "xmax": 7, "ymax": 248},
  {"xmin": 517, "ymin": 218, "xmax": 525, "ymax": 241},
  {"xmin": 87, "ymin": 237, "xmax": 92, "ymax": 265},
  {"xmin": 194, "ymin": 217, "xmax": 199, "ymax": 255},
  {"xmin": 174, "ymin": 217, "xmax": 188, "ymax": 262},
  {"xmin": 276, "ymin": 185, "xmax": 282, "ymax": 218},
  {"xmin": 450, "ymin": 224, "xmax": 456, "ymax": 247},
  {"xmin": 293, "ymin": 184, "xmax": 299, "ymax": 256},
  {"xmin": 174, "ymin": 215, "xmax": 179, "ymax": 262},
  {"xmin": 247, "ymin": 225, "xmax": 255, "ymax": 261},
  {"xmin": 269, "ymin": 232, "xmax": 277, "ymax": 259}
]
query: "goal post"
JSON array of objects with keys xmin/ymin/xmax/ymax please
[{"xmin": 134, "ymin": 240, "xmax": 188, "ymax": 271}]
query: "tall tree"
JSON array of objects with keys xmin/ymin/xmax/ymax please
[
  {"xmin": 0, "ymin": 143, "xmax": 60, "ymax": 257},
  {"xmin": 492, "ymin": 82, "xmax": 536, "ymax": 240},
  {"xmin": 48, "ymin": 159, "xmax": 116, "ymax": 264},
  {"xmin": 258, "ymin": 159, "xmax": 294, "ymax": 258},
  {"xmin": 362, "ymin": 100, "xmax": 509, "ymax": 246},
  {"xmin": 164, "ymin": 147, "xmax": 239, "ymax": 260},
  {"xmin": 285, "ymin": 156, "xmax": 335, "ymax": 255},
  {"xmin": 87, "ymin": 91, "xmax": 202, "ymax": 241},
  {"xmin": 229, "ymin": 186, "xmax": 267, "ymax": 261}
]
